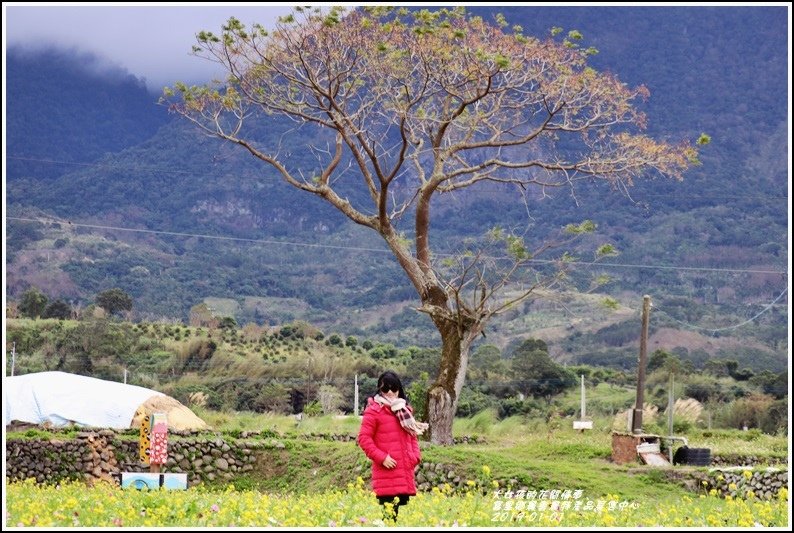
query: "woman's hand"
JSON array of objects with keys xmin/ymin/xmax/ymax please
[{"xmin": 382, "ymin": 454, "xmax": 397, "ymax": 469}]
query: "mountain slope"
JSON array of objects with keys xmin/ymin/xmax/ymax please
[
  {"xmin": 5, "ymin": 7, "xmax": 788, "ymax": 372},
  {"xmin": 6, "ymin": 46, "xmax": 169, "ymax": 181}
]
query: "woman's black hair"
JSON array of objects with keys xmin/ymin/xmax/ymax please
[{"xmin": 376, "ymin": 371, "xmax": 407, "ymax": 401}]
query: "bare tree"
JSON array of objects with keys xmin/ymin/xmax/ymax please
[{"xmin": 164, "ymin": 7, "xmax": 702, "ymax": 444}]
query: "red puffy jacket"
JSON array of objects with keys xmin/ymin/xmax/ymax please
[{"xmin": 357, "ymin": 397, "xmax": 421, "ymax": 497}]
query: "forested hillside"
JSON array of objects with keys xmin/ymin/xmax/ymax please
[
  {"xmin": 5, "ymin": 47, "xmax": 169, "ymax": 181},
  {"xmin": 5, "ymin": 6, "xmax": 788, "ymax": 374}
]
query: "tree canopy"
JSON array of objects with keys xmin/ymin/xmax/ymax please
[
  {"xmin": 165, "ymin": 6, "xmax": 700, "ymax": 443},
  {"xmin": 512, "ymin": 338, "xmax": 576, "ymax": 399},
  {"xmin": 19, "ymin": 287, "xmax": 48, "ymax": 319},
  {"xmin": 95, "ymin": 288, "xmax": 133, "ymax": 316}
]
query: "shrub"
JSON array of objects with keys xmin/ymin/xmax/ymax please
[
  {"xmin": 405, "ymin": 373, "xmax": 430, "ymax": 420},
  {"xmin": 43, "ymin": 300, "xmax": 72, "ymax": 320},
  {"xmin": 457, "ymin": 388, "xmax": 496, "ymax": 417},
  {"xmin": 715, "ymin": 394, "xmax": 776, "ymax": 432},
  {"xmin": 759, "ymin": 399, "xmax": 787, "ymax": 435},
  {"xmin": 498, "ymin": 397, "xmax": 543, "ymax": 419},
  {"xmin": 303, "ymin": 400, "xmax": 323, "ymax": 417},
  {"xmin": 684, "ymin": 379, "xmax": 719, "ymax": 403},
  {"xmin": 254, "ymin": 383, "xmax": 291, "ymax": 414}
]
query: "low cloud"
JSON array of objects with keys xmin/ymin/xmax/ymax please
[{"xmin": 5, "ymin": 5, "xmax": 293, "ymax": 91}]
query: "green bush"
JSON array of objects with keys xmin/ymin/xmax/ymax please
[
  {"xmin": 405, "ymin": 373, "xmax": 430, "ymax": 420},
  {"xmin": 457, "ymin": 388, "xmax": 497, "ymax": 417},
  {"xmin": 759, "ymin": 399, "xmax": 787, "ymax": 435},
  {"xmin": 715, "ymin": 394, "xmax": 777, "ymax": 433},
  {"xmin": 254, "ymin": 383, "xmax": 291, "ymax": 414},
  {"xmin": 303, "ymin": 401, "xmax": 323, "ymax": 417},
  {"xmin": 327, "ymin": 334, "xmax": 342, "ymax": 346},
  {"xmin": 498, "ymin": 397, "xmax": 543, "ymax": 419}
]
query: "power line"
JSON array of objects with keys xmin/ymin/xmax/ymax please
[
  {"xmin": 6, "ymin": 154, "xmax": 789, "ymax": 202},
  {"xmin": 570, "ymin": 261, "xmax": 786, "ymax": 275},
  {"xmin": 6, "ymin": 216, "xmax": 390, "ymax": 254},
  {"xmin": 656, "ymin": 287, "xmax": 789, "ymax": 333},
  {"xmin": 6, "ymin": 215, "xmax": 788, "ymax": 276},
  {"xmin": 626, "ymin": 192, "xmax": 788, "ymax": 202}
]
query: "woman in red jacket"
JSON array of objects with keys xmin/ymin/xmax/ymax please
[{"xmin": 357, "ymin": 371, "xmax": 429, "ymax": 522}]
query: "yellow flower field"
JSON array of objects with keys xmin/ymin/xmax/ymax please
[{"xmin": 5, "ymin": 478, "xmax": 789, "ymax": 527}]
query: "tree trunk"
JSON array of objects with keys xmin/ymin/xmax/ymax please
[{"xmin": 426, "ymin": 318, "xmax": 475, "ymax": 445}]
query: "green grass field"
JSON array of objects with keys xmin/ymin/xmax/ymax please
[{"xmin": 192, "ymin": 409, "xmax": 787, "ymax": 459}]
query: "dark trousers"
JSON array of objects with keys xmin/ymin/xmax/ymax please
[{"xmin": 377, "ymin": 494, "xmax": 410, "ymax": 521}]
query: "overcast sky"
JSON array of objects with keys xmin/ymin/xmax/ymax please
[
  {"xmin": 4, "ymin": 3, "xmax": 788, "ymax": 93},
  {"xmin": 4, "ymin": 4, "xmax": 295, "ymax": 91}
]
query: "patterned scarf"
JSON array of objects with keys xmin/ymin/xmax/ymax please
[{"xmin": 374, "ymin": 394, "xmax": 429, "ymax": 437}]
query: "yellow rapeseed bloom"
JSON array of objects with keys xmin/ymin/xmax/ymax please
[{"xmin": 5, "ymin": 476, "xmax": 791, "ymax": 527}]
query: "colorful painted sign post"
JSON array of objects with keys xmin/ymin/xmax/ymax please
[
  {"xmin": 124, "ymin": 412, "xmax": 183, "ymax": 489},
  {"xmin": 138, "ymin": 412, "xmax": 167, "ymax": 472},
  {"xmin": 138, "ymin": 414, "xmax": 151, "ymax": 465},
  {"xmin": 149, "ymin": 412, "xmax": 168, "ymax": 472}
]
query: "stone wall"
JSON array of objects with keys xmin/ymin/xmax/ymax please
[
  {"xmin": 6, "ymin": 431, "xmax": 263, "ymax": 487},
  {"xmin": 6, "ymin": 432, "xmax": 118, "ymax": 484},
  {"xmin": 669, "ymin": 468, "xmax": 788, "ymax": 500},
  {"xmin": 6, "ymin": 432, "xmax": 487, "ymax": 493},
  {"xmin": 711, "ymin": 454, "xmax": 786, "ymax": 468}
]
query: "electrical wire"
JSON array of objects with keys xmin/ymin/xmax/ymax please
[
  {"xmin": 6, "ymin": 215, "xmax": 788, "ymax": 276},
  {"xmin": 655, "ymin": 287, "xmax": 788, "ymax": 333}
]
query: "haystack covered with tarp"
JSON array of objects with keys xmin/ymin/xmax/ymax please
[{"xmin": 5, "ymin": 371, "xmax": 207, "ymax": 431}]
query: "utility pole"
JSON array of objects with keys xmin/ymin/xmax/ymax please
[
  {"xmin": 632, "ymin": 295, "xmax": 652, "ymax": 434},
  {"xmin": 667, "ymin": 373, "xmax": 675, "ymax": 436},
  {"xmin": 573, "ymin": 374, "xmax": 593, "ymax": 431},
  {"xmin": 10, "ymin": 342, "xmax": 16, "ymax": 376},
  {"xmin": 124, "ymin": 367, "xmax": 128, "ymax": 384},
  {"xmin": 354, "ymin": 374, "xmax": 359, "ymax": 416},
  {"xmin": 667, "ymin": 373, "xmax": 675, "ymax": 463}
]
